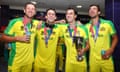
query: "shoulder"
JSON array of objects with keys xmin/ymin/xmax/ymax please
[
  {"xmin": 32, "ymin": 19, "xmax": 40, "ymax": 24},
  {"xmin": 10, "ymin": 17, "xmax": 22, "ymax": 23},
  {"xmin": 85, "ymin": 22, "xmax": 91, "ymax": 28},
  {"xmin": 100, "ymin": 18, "xmax": 113, "ymax": 25},
  {"xmin": 80, "ymin": 25, "xmax": 88, "ymax": 33},
  {"xmin": 8, "ymin": 18, "xmax": 22, "ymax": 27}
]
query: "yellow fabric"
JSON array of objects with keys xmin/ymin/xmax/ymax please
[
  {"xmin": 34, "ymin": 64, "xmax": 54, "ymax": 72},
  {"xmin": 56, "ymin": 45, "xmax": 64, "ymax": 71},
  {"xmin": 56, "ymin": 34, "xmax": 65, "ymax": 71},
  {"xmin": 4, "ymin": 18, "xmax": 39, "ymax": 71},
  {"xmin": 62, "ymin": 24, "xmax": 88, "ymax": 72},
  {"xmin": 90, "ymin": 59, "xmax": 114, "ymax": 72},
  {"xmin": 34, "ymin": 24, "xmax": 62, "ymax": 72},
  {"xmin": 8, "ymin": 63, "xmax": 32, "ymax": 72},
  {"xmin": 85, "ymin": 18, "xmax": 116, "ymax": 72}
]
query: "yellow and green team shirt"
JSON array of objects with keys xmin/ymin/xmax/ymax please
[
  {"xmin": 62, "ymin": 24, "xmax": 88, "ymax": 71},
  {"xmin": 85, "ymin": 18, "xmax": 116, "ymax": 60},
  {"xmin": 4, "ymin": 18, "xmax": 39, "ymax": 69},
  {"xmin": 34, "ymin": 23, "xmax": 63, "ymax": 70}
]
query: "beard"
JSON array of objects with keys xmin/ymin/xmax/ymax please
[
  {"xmin": 25, "ymin": 14, "xmax": 34, "ymax": 19},
  {"xmin": 48, "ymin": 19, "xmax": 55, "ymax": 23},
  {"xmin": 90, "ymin": 15, "xmax": 98, "ymax": 19}
]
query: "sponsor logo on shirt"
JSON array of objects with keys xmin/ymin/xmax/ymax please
[
  {"xmin": 21, "ymin": 26, "xmax": 24, "ymax": 30},
  {"xmin": 100, "ymin": 27, "xmax": 105, "ymax": 31}
]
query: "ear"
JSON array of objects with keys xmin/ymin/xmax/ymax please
[
  {"xmin": 75, "ymin": 15, "xmax": 77, "ymax": 19},
  {"xmin": 23, "ymin": 9, "xmax": 25, "ymax": 13},
  {"xmin": 98, "ymin": 11, "xmax": 101, "ymax": 15},
  {"xmin": 45, "ymin": 15, "xmax": 47, "ymax": 19},
  {"xmin": 55, "ymin": 16, "xmax": 57, "ymax": 20}
]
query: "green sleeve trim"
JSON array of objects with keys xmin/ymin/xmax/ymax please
[
  {"xmin": 111, "ymin": 32, "xmax": 117, "ymax": 36},
  {"xmin": 8, "ymin": 42, "xmax": 16, "ymax": 66},
  {"xmin": 108, "ymin": 21, "xmax": 116, "ymax": 35},
  {"xmin": 100, "ymin": 18, "xmax": 116, "ymax": 35}
]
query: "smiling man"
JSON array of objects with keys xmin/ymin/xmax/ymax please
[
  {"xmin": 3, "ymin": 2, "xmax": 39, "ymax": 72},
  {"xmin": 85, "ymin": 4, "xmax": 118, "ymax": 72},
  {"xmin": 62, "ymin": 8, "xmax": 89, "ymax": 72},
  {"xmin": 34, "ymin": 8, "xmax": 63, "ymax": 72}
]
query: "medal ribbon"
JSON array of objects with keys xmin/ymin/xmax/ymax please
[
  {"xmin": 44, "ymin": 27, "xmax": 53, "ymax": 46},
  {"xmin": 90, "ymin": 21, "xmax": 100, "ymax": 42}
]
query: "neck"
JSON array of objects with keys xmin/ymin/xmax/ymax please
[
  {"xmin": 46, "ymin": 21, "xmax": 55, "ymax": 25},
  {"xmin": 69, "ymin": 20, "xmax": 76, "ymax": 29},
  {"xmin": 23, "ymin": 15, "xmax": 32, "ymax": 24},
  {"xmin": 91, "ymin": 16, "xmax": 99, "ymax": 25}
]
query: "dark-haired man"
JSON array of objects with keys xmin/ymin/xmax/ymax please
[
  {"xmin": 85, "ymin": 4, "xmax": 118, "ymax": 72},
  {"xmin": 63, "ymin": 8, "xmax": 89, "ymax": 72},
  {"xmin": 34, "ymin": 8, "xmax": 63, "ymax": 72}
]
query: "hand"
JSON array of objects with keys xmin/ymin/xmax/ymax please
[
  {"xmin": 78, "ymin": 48, "xmax": 85, "ymax": 56},
  {"xmin": 37, "ymin": 21, "xmax": 42, "ymax": 30},
  {"xmin": 55, "ymin": 19, "xmax": 66, "ymax": 24},
  {"xmin": 59, "ymin": 19, "xmax": 66, "ymax": 23},
  {"xmin": 76, "ymin": 20, "xmax": 82, "ymax": 25},
  {"xmin": 15, "ymin": 35, "xmax": 30, "ymax": 43},
  {"xmin": 102, "ymin": 48, "xmax": 114, "ymax": 60}
]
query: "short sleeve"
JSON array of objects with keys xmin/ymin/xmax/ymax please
[
  {"xmin": 108, "ymin": 21, "xmax": 116, "ymax": 35},
  {"xmin": 4, "ymin": 19, "xmax": 16, "ymax": 36}
]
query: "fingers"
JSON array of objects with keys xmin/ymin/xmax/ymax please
[
  {"xmin": 77, "ymin": 49, "xmax": 84, "ymax": 56},
  {"xmin": 37, "ymin": 24, "xmax": 42, "ymax": 30},
  {"xmin": 16, "ymin": 35, "xmax": 31, "ymax": 43},
  {"xmin": 37, "ymin": 21, "xmax": 42, "ymax": 30},
  {"xmin": 102, "ymin": 50, "xmax": 111, "ymax": 60},
  {"xmin": 102, "ymin": 54, "xmax": 110, "ymax": 60},
  {"xmin": 24, "ymin": 35, "xmax": 31, "ymax": 42},
  {"xmin": 60, "ymin": 20, "xmax": 66, "ymax": 23}
]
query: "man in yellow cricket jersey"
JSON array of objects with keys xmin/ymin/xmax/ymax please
[
  {"xmin": 3, "ymin": 2, "xmax": 39, "ymax": 72},
  {"xmin": 63, "ymin": 8, "xmax": 89, "ymax": 72},
  {"xmin": 34, "ymin": 8, "xmax": 63, "ymax": 72},
  {"xmin": 85, "ymin": 4, "xmax": 118, "ymax": 72}
]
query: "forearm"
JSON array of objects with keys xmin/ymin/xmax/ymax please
[
  {"xmin": 0, "ymin": 33, "xmax": 17, "ymax": 42},
  {"xmin": 84, "ymin": 40, "xmax": 90, "ymax": 52},
  {"xmin": 102, "ymin": 34, "xmax": 118, "ymax": 59},
  {"xmin": 110, "ymin": 34, "xmax": 118, "ymax": 52}
]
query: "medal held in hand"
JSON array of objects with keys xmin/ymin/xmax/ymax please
[
  {"xmin": 101, "ymin": 50, "xmax": 106, "ymax": 59},
  {"xmin": 23, "ymin": 17, "xmax": 32, "ymax": 43},
  {"xmin": 73, "ymin": 36, "xmax": 84, "ymax": 61},
  {"xmin": 25, "ymin": 27, "xmax": 31, "ymax": 42}
]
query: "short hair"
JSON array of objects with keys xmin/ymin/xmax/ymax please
[
  {"xmin": 66, "ymin": 7, "xmax": 77, "ymax": 15},
  {"xmin": 24, "ymin": 2, "xmax": 36, "ymax": 9},
  {"xmin": 45, "ymin": 8, "xmax": 56, "ymax": 15},
  {"xmin": 89, "ymin": 4, "xmax": 101, "ymax": 12}
]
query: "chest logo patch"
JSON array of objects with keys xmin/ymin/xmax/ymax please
[{"xmin": 100, "ymin": 27, "xmax": 105, "ymax": 31}]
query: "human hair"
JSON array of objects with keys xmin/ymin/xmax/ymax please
[
  {"xmin": 66, "ymin": 7, "xmax": 77, "ymax": 15},
  {"xmin": 89, "ymin": 4, "xmax": 101, "ymax": 12},
  {"xmin": 45, "ymin": 8, "xmax": 56, "ymax": 15},
  {"xmin": 24, "ymin": 2, "xmax": 36, "ymax": 9}
]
